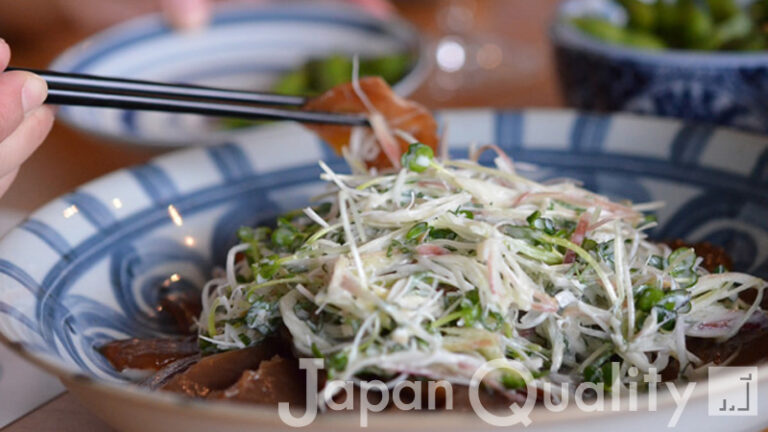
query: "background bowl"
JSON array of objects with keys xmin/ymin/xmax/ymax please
[
  {"xmin": 49, "ymin": 1, "xmax": 428, "ymax": 147},
  {"xmin": 0, "ymin": 109, "xmax": 767, "ymax": 431},
  {"xmin": 551, "ymin": 0, "xmax": 768, "ymax": 133}
]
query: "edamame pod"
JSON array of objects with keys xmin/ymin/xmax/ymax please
[
  {"xmin": 711, "ymin": 11, "xmax": 753, "ymax": 49},
  {"xmin": 678, "ymin": 0, "xmax": 715, "ymax": 49},
  {"xmin": 617, "ymin": 0, "xmax": 657, "ymax": 31},
  {"xmin": 656, "ymin": 1, "xmax": 682, "ymax": 47},
  {"xmin": 622, "ymin": 30, "xmax": 667, "ymax": 49},
  {"xmin": 571, "ymin": 17, "xmax": 627, "ymax": 43},
  {"xmin": 707, "ymin": 0, "xmax": 740, "ymax": 23},
  {"xmin": 570, "ymin": 0, "xmax": 768, "ymax": 52}
]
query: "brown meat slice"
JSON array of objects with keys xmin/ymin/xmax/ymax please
[
  {"xmin": 303, "ymin": 77, "xmax": 439, "ymax": 170},
  {"xmin": 210, "ymin": 355, "xmax": 306, "ymax": 405},
  {"xmin": 99, "ymin": 337, "xmax": 199, "ymax": 371},
  {"xmin": 447, "ymin": 384, "xmax": 527, "ymax": 412},
  {"xmin": 661, "ymin": 327, "xmax": 768, "ymax": 381},
  {"xmin": 142, "ymin": 354, "xmax": 202, "ymax": 390},
  {"xmin": 158, "ymin": 285, "xmax": 202, "ymax": 334},
  {"xmin": 160, "ymin": 344, "xmax": 278, "ymax": 398},
  {"xmin": 689, "ymin": 328, "xmax": 768, "ymax": 367}
]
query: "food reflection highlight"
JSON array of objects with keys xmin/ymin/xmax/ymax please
[{"xmin": 168, "ymin": 205, "xmax": 184, "ymax": 227}]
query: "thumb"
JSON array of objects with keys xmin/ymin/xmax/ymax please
[{"xmin": 162, "ymin": 0, "xmax": 211, "ymax": 31}]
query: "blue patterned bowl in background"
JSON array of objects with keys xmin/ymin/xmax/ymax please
[
  {"xmin": 0, "ymin": 109, "xmax": 767, "ymax": 431},
  {"xmin": 49, "ymin": 1, "xmax": 428, "ymax": 147},
  {"xmin": 552, "ymin": 0, "xmax": 768, "ymax": 133}
]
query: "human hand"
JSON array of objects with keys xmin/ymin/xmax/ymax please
[
  {"xmin": 0, "ymin": 40, "xmax": 55, "ymax": 198},
  {"xmin": 161, "ymin": 0, "xmax": 394, "ymax": 30}
]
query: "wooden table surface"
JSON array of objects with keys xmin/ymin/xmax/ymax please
[{"xmin": 0, "ymin": 0, "xmax": 562, "ymax": 430}]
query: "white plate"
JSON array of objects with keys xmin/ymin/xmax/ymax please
[{"xmin": 50, "ymin": 1, "xmax": 428, "ymax": 147}]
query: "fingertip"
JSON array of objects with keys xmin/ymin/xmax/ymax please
[
  {"xmin": 20, "ymin": 73, "xmax": 48, "ymax": 114},
  {"xmin": 162, "ymin": 0, "xmax": 211, "ymax": 31},
  {"xmin": 41, "ymin": 103, "xmax": 58, "ymax": 117},
  {"xmin": 0, "ymin": 105, "xmax": 55, "ymax": 179},
  {"xmin": 0, "ymin": 39, "xmax": 10, "ymax": 70},
  {"xmin": 43, "ymin": 105, "xmax": 56, "ymax": 131},
  {"xmin": 33, "ymin": 104, "xmax": 56, "ymax": 131},
  {"xmin": 0, "ymin": 70, "xmax": 30, "ymax": 140},
  {"xmin": 27, "ymin": 105, "xmax": 56, "ymax": 141}
]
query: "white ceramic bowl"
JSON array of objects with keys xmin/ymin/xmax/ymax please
[
  {"xmin": 49, "ymin": 1, "xmax": 428, "ymax": 147},
  {"xmin": 0, "ymin": 109, "xmax": 766, "ymax": 431}
]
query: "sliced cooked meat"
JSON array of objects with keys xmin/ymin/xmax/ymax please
[
  {"xmin": 449, "ymin": 384, "xmax": 528, "ymax": 412},
  {"xmin": 303, "ymin": 77, "xmax": 439, "ymax": 170},
  {"xmin": 211, "ymin": 355, "xmax": 306, "ymax": 405},
  {"xmin": 158, "ymin": 285, "xmax": 202, "ymax": 334},
  {"xmin": 688, "ymin": 327, "xmax": 768, "ymax": 367},
  {"xmin": 160, "ymin": 344, "xmax": 278, "ymax": 398},
  {"xmin": 142, "ymin": 355, "xmax": 202, "ymax": 390},
  {"xmin": 99, "ymin": 337, "xmax": 199, "ymax": 372}
]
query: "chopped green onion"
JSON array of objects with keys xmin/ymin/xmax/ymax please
[
  {"xmin": 401, "ymin": 142, "xmax": 434, "ymax": 173},
  {"xmin": 406, "ymin": 222, "xmax": 429, "ymax": 242}
]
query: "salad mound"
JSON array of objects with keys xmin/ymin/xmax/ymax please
[
  {"xmin": 199, "ymin": 141, "xmax": 767, "ymax": 403},
  {"xmin": 99, "ymin": 72, "xmax": 767, "ymax": 409}
]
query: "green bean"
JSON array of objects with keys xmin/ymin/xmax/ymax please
[
  {"xmin": 310, "ymin": 55, "xmax": 353, "ymax": 92},
  {"xmin": 678, "ymin": 0, "xmax": 715, "ymax": 50},
  {"xmin": 571, "ymin": 17, "xmax": 627, "ymax": 44},
  {"xmin": 707, "ymin": 0, "xmax": 740, "ymax": 23},
  {"xmin": 712, "ymin": 11, "xmax": 754, "ymax": 49},
  {"xmin": 572, "ymin": 16, "xmax": 666, "ymax": 50},
  {"xmin": 272, "ymin": 69, "xmax": 309, "ymax": 96},
  {"xmin": 655, "ymin": 1, "xmax": 683, "ymax": 47},
  {"xmin": 570, "ymin": 0, "xmax": 768, "ymax": 52},
  {"xmin": 360, "ymin": 55, "xmax": 411, "ymax": 84},
  {"xmin": 617, "ymin": 0, "xmax": 657, "ymax": 31},
  {"xmin": 750, "ymin": 0, "xmax": 768, "ymax": 22},
  {"xmin": 736, "ymin": 32, "xmax": 768, "ymax": 50},
  {"xmin": 622, "ymin": 29, "xmax": 667, "ymax": 49}
]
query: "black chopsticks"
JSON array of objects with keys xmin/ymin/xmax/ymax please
[
  {"xmin": 7, "ymin": 67, "xmax": 370, "ymax": 127},
  {"xmin": 14, "ymin": 68, "xmax": 309, "ymax": 106}
]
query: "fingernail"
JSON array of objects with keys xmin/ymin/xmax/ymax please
[
  {"xmin": 163, "ymin": 0, "xmax": 210, "ymax": 31},
  {"xmin": 21, "ymin": 74, "xmax": 47, "ymax": 114}
]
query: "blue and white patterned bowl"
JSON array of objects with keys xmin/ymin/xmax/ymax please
[
  {"xmin": 1, "ymin": 109, "xmax": 767, "ymax": 431},
  {"xmin": 49, "ymin": 2, "xmax": 428, "ymax": 147},
  {"xmin": 552, "ymin": 0, "xmax": 768, "ymax": 133}
]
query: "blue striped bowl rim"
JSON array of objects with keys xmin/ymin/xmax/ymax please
[{"xmin": 1, "ymin": 108, "xmax": 768, "ymax": 425}]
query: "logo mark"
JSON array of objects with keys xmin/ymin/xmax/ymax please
[{"xmin": 708, "ymin": 367, "xmax": 758, "ymax": 416}]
